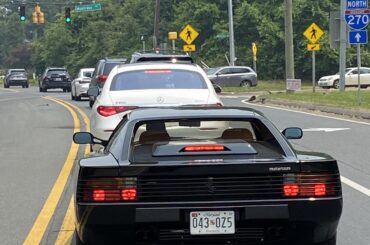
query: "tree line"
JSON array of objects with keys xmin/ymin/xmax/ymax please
[{"xmin": 0, "ymin": 0, "xmax": 367, "ymax": 80}]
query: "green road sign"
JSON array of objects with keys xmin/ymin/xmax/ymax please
[{"xmin": 75, "ymin": 3, "xmax": 102, "ymax": 12}]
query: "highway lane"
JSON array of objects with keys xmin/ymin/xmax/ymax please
[
  {"xmin": 1, "ymin": 87, "xmax": 369, "ymax": 244},
  {"xmin": 0, "ymin": 87, "xmax": 80, "ymax": 245},
  {"xmin": 221, "ymin": 96, "xmax": 370, "ymax": 245}
]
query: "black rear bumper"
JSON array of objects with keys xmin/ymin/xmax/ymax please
[
  {"xmin": 76, "ymin": 197, "xmax": 342, "ymax": 245},
  {"xmin": 7, "ymin": 80, "xmax": 28, "ymax": 86}
]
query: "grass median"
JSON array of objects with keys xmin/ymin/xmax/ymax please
[{"xmin": 221, "ymin": 80, "xmax": 370, "ymax": 111}]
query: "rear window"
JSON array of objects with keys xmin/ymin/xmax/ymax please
[
  {"xmin": 129, "ymin": 118, "xmax": 284, "ymax": 163},
  {"xmin": 103, "ymin": 62, "xmax": 123, "ymax": 75},
  {"xmin": 47, "ymin": 69, "xmax": 67, "ymax": 74},
  {"xmin": 110, "ymin": 69, "xmax": 207, "ymax": 91}
]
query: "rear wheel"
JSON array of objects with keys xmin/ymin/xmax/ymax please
[
  {"xmin": 63, "ymin": 88, "xmax": 67, "ymax": 92},
  {"xmin": 89, "ymin": 100, "xmax": 94, "ymax": 108},
  {"xmin": 240, "ymin": 80, "xmax": 252, "ymax": 88},
  {"xmin": 333, "ymin": 80, "xmax": 340, "ymax": 89},
  {"xmin": 314, "ymin": 234, "xmax": 336, "ymax": 245},
  {"xmin": 76, "ymin": 95, "xmax": 81, "ymax": 101}
]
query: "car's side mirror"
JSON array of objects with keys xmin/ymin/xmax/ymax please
[
  {"xmin": 73, "ymin": 132, "xmax": 94, "ymax": 144},
  {"xmin": 87, "ymin": 86, "xmax": 100, "ymax": 97},
  {"xmin": 282, "ymin": 127, "xmax": 303, "ymax": 139},
  {"xmin": 213, "ymin": 84, "xmax": 222, "ymax": 94}
]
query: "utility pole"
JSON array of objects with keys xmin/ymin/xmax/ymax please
[
  {"xmin": 153, "ymin": 0, "xmax": 160, "ymax": 50},
  {"xmin": 228, "ymin": 0, "xmax": 236, "ymax": 66},
  {"xmin": 339, "ymin": 0, "xmax": 346, "ymax": 92},
  {"xmin": 284, "ymin": 0, "xmax": 295, "ymax": 79}
]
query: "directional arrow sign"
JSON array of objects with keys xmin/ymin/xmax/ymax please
[{"xmin": 349, "ymin": 30, "xmax": 368, "ymax": 44}]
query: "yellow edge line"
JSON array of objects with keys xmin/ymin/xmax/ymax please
[
  {"xmin": 51, "ymin": 99, "xmax": 91, "ymax": 244},
  {"xmin": 54, "ymin": 197, "xmax": 75, "ymax": 245},
  {"xmin": 0, "ymin": 87, "xmax": 21, "ymax": 93},
  {"xmin": 23, "ymin": 97, "xmax": 80, "ymax": 245}
]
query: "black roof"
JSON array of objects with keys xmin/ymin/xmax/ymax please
[{"xmin": 127, "ymin": 107, "xmax": 262, "ymax": 121}]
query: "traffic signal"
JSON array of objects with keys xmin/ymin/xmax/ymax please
[
  {"xmin": 65, "ymin": 7, "xmax": 71, "ymax": 23},
  {"xmin": 19, "ymin": 5, "xmax": 26, "ymax": 21},
  {"xmin": 32, "ymin": 4, "xmax": 45, "ymax": 24}
]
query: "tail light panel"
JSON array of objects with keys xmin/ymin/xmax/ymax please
[
  {"xmin": 82, "ymin": 177, "xmax": 137, "ymax": 202},
  {"xmin": 283, "ymin": 173, "xmax": 338, "ymax": 198},
  {"xmin": 97, "ymin": 106, "xmax": 138, "ymax": 117}
]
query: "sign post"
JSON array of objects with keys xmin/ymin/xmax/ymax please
[
  {"xmin": 345, "ymin": 0, "xmax": 369, "ymax": 104},
  {"xmin": 303, "ymin": 23, "xmax": 324, "ymax": 93}
]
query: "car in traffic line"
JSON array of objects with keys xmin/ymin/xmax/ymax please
[
  {"xmin": 4, "ymin": 69, "xmax": 28, "ymax": 88},
  {"xmin": 88, "ymin": 63, "xmax": 223, "ymax": 141},
  {"xmin": 89, "ymin": 57, "xmax": 127, "ymax": 107},
  {"xmin": 71, "ymin": 68, "xmax": 94, "ymax": 101},
  {"xmin": 318, "ymin": 67, "xmax": 370, "ymax": 89},
  {"xmin": 73, "ymin": 107, "xmax": 342, "ymax": 245},
  {"xmin": 206, "ymin": 66, "xmax": 257, "ymax": 87},
  {"xmin": 39, "ymin": 67, "xmax": 72, "ymax": 92}
]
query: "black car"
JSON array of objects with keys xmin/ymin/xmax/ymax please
[
  {"xmin": 39, "ymin": 67, "xmax": 72, "ymax": 92},
  {"xmin": 89, "ymin": 57, "xmax": 127, "ymax": 107},
  {"xmin": 73, "ymin": 107, "xmax": 342, "ymax": 245},
  {"xmin": 4, "ymin": 69, "xmax": 28, "ymax": 88},
  {"xmin": 130, "ymin": 51, "xmax": 194, "ymax": 64}
]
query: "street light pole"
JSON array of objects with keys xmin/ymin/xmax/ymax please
[
  {"xmin": 228, "ymin": 0, "xmax": 236, "ymax": 66},
  {"xmin": 339, "ymin": 0, "xmax": 346, "ymax": 92}
]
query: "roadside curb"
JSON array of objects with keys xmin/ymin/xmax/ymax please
[{"xmin": 252, "ymin": 98, "xmax": 370, "ymax": 120}]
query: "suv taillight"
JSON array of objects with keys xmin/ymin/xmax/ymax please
[
  {"xmin": 81, "ymin": 178, "xmax": 137, "ymax": 202},
  {"xmin": 98, "ymin": 75, "xmax": 108, "ymax": 82},
  {"xmin": 97, "ymin": 106, "xmax": 138, "ymax": 117}
]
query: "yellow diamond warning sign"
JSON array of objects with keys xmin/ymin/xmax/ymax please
[
  {"xmin": 303, "ymin": 23, "xmax": 324, "ymax": 44},
  {"xmin": 179, "ymin": 24, "xmax": 199, "ymax": 45}
]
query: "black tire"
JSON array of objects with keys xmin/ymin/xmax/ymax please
[
  {"xmin": 89, "ymin": 100, "xmax": 94, "ymax": 108},
  {"xmin": 76, "ymin": 95, "xmax": 81, "ymax": 101},
  {"xmin": 39, "ymin": 87, "xmax": 42, "ymax": 92},
  {"xmin": 333, "ymin": 80, "xmax": 340, "ymax": 89},
  {"xmin": 25, "ymin": 84, "xmax": 29, "ymax": 88},
  {"xmin": 240, "ymin": 80, "xmax": 252, "ymax": 88},
  {"xmin": 71, "ymin": 92, "xmax": 75, "ymax": 101},
  {"xmin": 63, "ymin": 88, "xmax": 67, "ymax": 92},
  {"xmin": 314, "ymin": 234, "xmax": 336, "ymax": 245}
]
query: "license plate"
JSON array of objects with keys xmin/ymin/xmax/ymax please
[
  {"xmin": 190, "ymin": 211, "xmax": 235, "ymax": 235},
  {"xmin": 54, "ymin": 78, "xmax": 62, "ymax": 81}
]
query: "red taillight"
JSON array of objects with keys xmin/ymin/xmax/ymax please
[
  {"xmin": 82, "ymin": 178, "xmax": 138, "ymax": 202},
  {"xmin": 184, "ymin": 145, "xmax": 225, "ymax": 152},
  {"xmin": 93, "ymin": 189, "xmax": 105, "ymax": 201},
  {"xmin": 97, "ymin": 106, "xmax": 138, "ymax": 117},
  {"xmin": 98, "ymin": 75, "xmax": 108, "ymax": 82},
  {"xmin": 283, "ymin": 184, "xmax": 299, "ymax": 197},
  {"xmin": 314, "ymin": 184, "xmax": 326, "ymax": 196},
  {"xmin": 144, "ymin": 69, "xmax": 172, "ymax": 74},
  {"xmin": 122, "ymin": 188, "xmax": 137, "ymax": 201}
]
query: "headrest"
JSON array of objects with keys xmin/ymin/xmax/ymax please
[
  {"xmin": 221, "ymin": 128, "xmax": 254, "ymax": 142},
  {"xmin": 139, "ymin": 131, "xmax": 170, "ymax": 144}
]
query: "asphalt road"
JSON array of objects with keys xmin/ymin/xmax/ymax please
[{"xmin": 1, "ymin": 87, "xmax": 369, "ymax": 245}]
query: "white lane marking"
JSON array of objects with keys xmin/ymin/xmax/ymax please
[
  {"xmin": 241, "ymin": 100, "xmax": 370, "ymax": 126},
  {"xmin": 303, "ymin": 128, "xmax": 350, "ymax": 132},
  {"xmin": 0, "ymin": 87, "xmax": 20, "ymax": 93},
  {"xmin": 239, "ymin": 101, "xmax": 370, "ymax": 197},
  {"xmin": 341, "ymin": 176, "xmax": 370, "ymax": 197}
]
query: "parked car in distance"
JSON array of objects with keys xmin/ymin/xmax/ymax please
[
  {"xmin": 206, "ymin": 66, "xmax": 257, "ymax": 87},
  {"xmin": 4, "ymin": 69, "xmax": 28, "ymax": 88},
  {"xmin": 318, "ymin": 67, "xmax": 370, "ymax": 89},
  {"xmin": 39, "ymin": 67, "xmax": 72, "ymax": 92},
  {"xmin": 71, "ymin": 68, "xmax": 94, "ymax": 101},
  {"xmin": 89, "ymin": 58, "xmax": 127, "ymax": 108},
  {"xmin": 89, "ymin": 63, "xmax": 223, "ymax": 141},
  {"xmin": 73, "ymin": 107, "xmax": 342, "ymax": 245},
  {"xmin": 129, "ymin": 51, "xmax": 194, "ymax": 64}
]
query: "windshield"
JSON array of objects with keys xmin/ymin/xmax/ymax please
[
  {"xmin": 110, "ymin": 69, "xmax": 207, "ymax": 91},
  {"xmin": 336, "ymin": 68, "xmax": 352, "ymax": 75}
]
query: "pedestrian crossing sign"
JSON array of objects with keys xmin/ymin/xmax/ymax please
[
  {"xmin": 303, "ymin": 23, "xmax": 324, "ymax": 44},
  {"xmin": 179, "ymin": 24, "xmax": 199, "ymax": 45}
]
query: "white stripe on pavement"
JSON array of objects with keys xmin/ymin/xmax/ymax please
[{"xmin": 341, "ymin": 176, "xmax": 370, "ymax": 197}]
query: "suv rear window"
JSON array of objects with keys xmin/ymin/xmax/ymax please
[
  {"xmin": 129, "ymin": 119, "xmax": 284, "ymax": 163},
  {"xmin": 103, "ymin": 62, "xmax": 123, "ymax": 75},
  {"xmin": 110, "ymin": 69, "xmax": 207, "ymax": 91}
]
